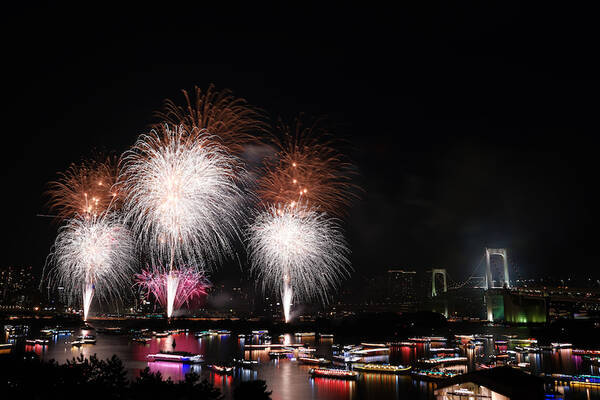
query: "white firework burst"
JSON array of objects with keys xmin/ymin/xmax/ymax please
[
  {"xmin": 247, "ymin": 204, "xmax": 350, "ymax": 313},
  {"xmin": 119, "ymin": 125, "xmax": 246, "ymax": 268},
  {"xmin": 46, "ymin": 213, "xmax": 137, "ymax": 320}
]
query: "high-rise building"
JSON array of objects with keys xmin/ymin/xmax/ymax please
[
  {"xmin": 387, "ymin": 269, "xmax": 417, "ymax": 304},
  {"xmin": 0, "ymin": 266, "xmax": 37, "ymax": 306}
]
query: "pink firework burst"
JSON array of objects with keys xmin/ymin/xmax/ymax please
[{"xmin": 135, "ymin": 265, "xmax": 210, "ymax": 316}]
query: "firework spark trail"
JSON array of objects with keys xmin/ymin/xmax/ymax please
[
  {"xmin": 46, "ymin": 156, "xmax": 121, "ymax": 221},
  {"xmin": 248, "ymin": 204, "xmax": 350, "ymax": 321},
  {"xmin": 119, "ymin": 125, "xmax": 246, "ymax": 269},
  {"xmin": 135, "ymin": 265, "xmax": 210, "ymax": 317},
  {"xmin": 258, "ymin": 119, "xmax": 358, "ymax": 216},
  {"xmin": 154, "ymin": 84, "xmax": 267, "ymax": 155},
  {"xmin": 45, "ymin": 213, "xmax": 137, "ymax": 321}
]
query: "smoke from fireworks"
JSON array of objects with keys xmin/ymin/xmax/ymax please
[
  {"xmin": 47, "ymin": 156, "xmax": 121, "ymax": 220},
  {"xmin": 45, "ymin": 213, "xmax": 136, "ymax": 321},
  {"xmin": 119, "ymin": 124, "xmax": 245, "ymax": 268},
  {"xmin": 258, "ymin": 119, "xmax": 357, "ymax": 216},
  {"xmin": 248, "ymin": 204, "xmax": 350, "ymax": 321},
  {"xmin": 135, "ymin": 265, "xmax": 210, "ymax": 318},
  {"xmin": 155, "ymin": 85, "xmax": 266, "ymax": 155}
]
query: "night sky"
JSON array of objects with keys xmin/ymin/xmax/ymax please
[{"xmin": 2, "ymin": 3, "xmax": 595, "ymax": 285}]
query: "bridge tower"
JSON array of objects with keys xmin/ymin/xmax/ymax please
[
  {"xmin": 485, "ymin": 248, "xmax": 510, "ymax": 289},
  {"xmin": 431, "ymin": 268, "xmax": 447, "ymax": 297}
]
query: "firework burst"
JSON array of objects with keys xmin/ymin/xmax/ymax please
[
  {"xmin": 47, "ymin": 156, "xmax": 121, "ymax": 220},
  {"xmin": 45, "ymin": 213, "xmax": 136, "ymax": 321},
  {"xmin": 258, "ymin": 118, "xmax": 358, "ymax": 216},
  {"xmin": 247, "ymin": 204, "xmax": 350, "ymax": 321},
  {"xmin": 119, "ymin": 124, "xmax": 246, "ymax": 268},
  {"xmin": 135, "ymin": 265, "xmax": 210, "ymax": 317},
  {"xmin": 154, "ymin": 84, "xmax": 266, "ymax": 155}
]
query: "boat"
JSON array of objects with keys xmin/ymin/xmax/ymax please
[
  {"xmin": 573, "ymin": 349, "xmax": 600, "ymax": 355},
  {"xmin": 320, "ymin": 333, "xmax": 334, "ymax": 338},
  {"xmin": 0, "ymin": 343, "xmax": 13, "ymax": 349},
  {"xmin": 153, "ymin": 331, "xmax": 170, "ymax": 338},
  {"xmin": 429, "ymin": 348, "xmax": 460, "ymax": 354},
  {"xmin": 232, "ymin": 358, "xmax": 259, "ymax": 368},
  {"xmin": 298, "ymin": 357, "xmax": 331, "ymax": 366},
  {"xmin": 25, "ymin": 338, "xmax": 49, "ymax": 345},
  {"xmin": 244, "ymin": 343, "xmax": 303, "ymax": 349},
  {"xmin": 309, "ymin": 368, "xmax": 359, "ymax": 380},
  {"xmin": 551, "ymin": 343, "xmax": 573, "ymax": 348},
  {"xmin": 353, "ymin": 363, "xmax": 411, "ymax": 374},
  {"xmin": 361, "ymin": 343, "xmax": 388, "ymax": 348},
  {"xmin": 252, "ymin": 330, "xmax": 268, "ymax": 335},
  {"xmin": 297, "ymin": 347, "xmax": 317, "ymax": 354},
  {"xmin": 217, "ymin": 330, "xmax": 231, "ymax": 335},
  {"xmin": 294, "ymin": 332, "xmax": 316, "ymax": 337},
  {"xmin": 71, "ymin": 340, "xmax": 84, "ymax": 347},
  {"xmin": 411, "ymin": 369, "xmax": 459, "ymax": 381},
  {"xmin": 207, "ymin": 364, "xmax": 233, "ymax": 374},
  {"xmin": 147, "ymin": 351, "xmax": 203, "ymax": 364},
  {"xmin": 132, "ymin": 337, "xmax": 151, "ymax": 343},
  {"xmin": 77, "ymin": 335, "xmax": 96, "ymax": 344},
  {"xmin": 388, "ymin": 341, "xmax": 416, "ymax": 347},
  {"xmin": 195, "ymin": 331, "xmax": 209, "ymax": 337},
  {"xmin": 333, "ymin": 354, "xmax": 362, "ymax": 364},
  {"xmin": 269, "ymin": 349, "xmax": 293, "ymax": 359},
  {"xmin": 418, "ymin": 356, "xmax": 468, "ymax": 366},
  {"xmin": 350, "ymin": 347, "xmax": 390, "ymax": 356}
]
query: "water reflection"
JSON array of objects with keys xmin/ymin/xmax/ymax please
[{"xmin": 3, "ymin": 325, "xmax": 599, "ymax": 400}]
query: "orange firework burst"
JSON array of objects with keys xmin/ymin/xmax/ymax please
[
  {"xmin": 154, "ymin": 84, "xmax": 267, "ymax": 154},
  {"xmin": 257, "ymin": 118, "xmax": 358, "ymax": 216},
  {"xmin": 47, "ymin": 155, "xmax": 121, "ymax": 220}
]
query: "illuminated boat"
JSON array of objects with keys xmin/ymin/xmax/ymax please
[
  {"xmin": 320, "ymin": 333, "xmax": 334, "ymax": 338},
  {"xmin": 294, "ymin": 332, "xmax": 316, "ymax": 337},
  {"xmin": 297, "ymin": 347, "xmax": 317, "ymax": 354},
  {"xmin": 217, "ymin": 330, "xmax": 231, "ymax": 335},
  {"xmin": 353, "ymin": 363, "xmax": 411, "ymax": 374},
  {"xmin": 0, "ymin": 343, "xmax": 13, "ymax": 349},
  {"xmin": 573, "ymin": 349, "xmax": 600, "ymax": 355},
  {"xmin": 269, "ymin": 349, "xmax": 293, "ymax": 359},
  {"xmin": 25, "ymin": 338, "xmax": 50, "ymax": 345},
  {"xmin": 361, "ymin": 343, "xmax": 388, "ymax": 348},
  {"xmin": 333, "ymin": 354, "xmax": 361, "ymax": 363},
  {"xmin": 77, "ymin": 335, "xmax": 96, "ymax": 344},
  {"xmin": 411, "ymin": 369, "xmax": 459, "ymax": 381},
  {"xmin": 568, "ymin": 375, "xmax": 600, "ymax": 387},
  {"xmin": 208, "ymin": 364, "xmax": 233, "ymax": 374},
  {"xmin": 298, "ymin": 357, "xmax": 331, "ymax": 366},
  {"xmin": 232, "ymin": 358, "xmax": 258, "ymax": 368},
  {"xmin": 153, "ymin": 331, "xmax": 170, "ymax": 338},
  {"xmin": 132, "ymin": 337, "xmax": 151, "ymax": 343},
  {"xmin": 147, "ymin": 351, "xmax": 203, "ymax": 364},
  {"xmin": 195, "ymin": 331, "xmax": 209, "ymax": 337},
  {"xmin": 551, "ymin": 343, "xmax": 572, "ymax": 348},
  {"xmin": 244, "ymin": 343, "xmax": 304, "ymax": 349},
  {"xmin": 309, "ymin": 368, "xmax": 359, "ymax": 380},
  {"xmin": 429, "ymin": 348, "xmax": 460, "ymax": 354},
  {"xmin": 252, "ymin": 330, "xmax": 268, "ymax": 335},
  {"xmin": 388, "ymin": 341, "xmax": 416, "ymax": 347},
  {"xmin": 71, "ymin": 340, "xmax": 84, "ymax": 347},
  {"xmin": 350, "ymin": 347, "xmax": 390, "ymax": 356},
  {"xmin": 418, "ymin": 356, "xmax": 468, "ymax": 366}
]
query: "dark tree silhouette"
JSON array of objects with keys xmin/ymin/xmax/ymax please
[{"xmin": 233, "ymin": 380, "xmax": 272, "ymax": 400}]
